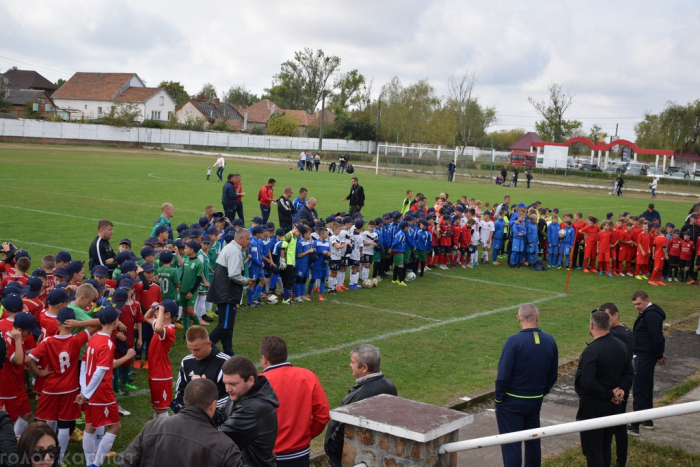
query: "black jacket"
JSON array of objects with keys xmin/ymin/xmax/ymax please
[
  {"xmin": 215, "ymin": 376, "xmax": 279, "ymax": 467},
  {"xmin": 174, "ymin": 344, "xmax": 230, "ymax": 411},
  {"xmin": 346, "ymin": 185, "xmax": 365, "ymax": 208},
  {"xmin": 222, "ymin": 181, "xmax": 241, "ymax": 208},
  {"xmin": 277, "ymin": 196, "xmax": 296, "ymax": 225},
  {"xmin": 207, "ymin": 263, "xmax": 244, "ymax": 305},
  {"xmin": 0, "ymin": 411, "xmax": 16, "ymax": 467},
  {"xmin": 118, "ymin": 406, "xmax": 244, "ymax": 467},
  {"xmin": 88, "ymin": 236, "xmax": 116, "ymax": 273},
  {"xmin": 324, "ymin": 374, "xmax": 397, "ymax": 467},
  {"xmin": 575, "ymin": 334, "xmax": 634, "ymax": 420},
  {"xmin": 297, "ymin": 205, "xmax": 318, "ymax": 224},
  {"xmin": 681, "ymin": 222, "xmax": 700, "ymax": 243},
  {"xmin": 633, "ymin": 303, "xmax": 666, "ymax": 359}
]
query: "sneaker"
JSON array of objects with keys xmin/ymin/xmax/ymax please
[
  {"xmin": 327, "ymin": 289, "xmax": 337, "ymax": 295},
  {"xmin": 557, "ymin": 265, "xmax": 562, "ymax": 269},
  {"xmin": 313, "ymin": 287, "xmax": 319, "ymax": 293},
  {"xmin": 424, "ymin": 266, "xmax": 432, "ymax": 271},
  {"xmin": 657, "ymin": 280, "xmax": 667, "ymax": 286},
  {"xmin": 70, "ymin": 427, "xmax": 83, "ymax": 442},
  {"xmin": 124, "ymin": 383, "xmax": 138, "ymax": 391},
  {"xmin": 336, "ymin": 286, "xmax": 344, "ymax": 292},
  {"xmin": 250, "ymin": 301, "xmax": 264, "ymax": 308},
  {"xmin": 590, "ymin": 268, "xmax": 599, "ymax": 274},
  {"xmin": 612, "ymin": 272, "xmax": 619, "ymax": 276},
  {"xmin": 575, "ymin": 267, "xmax": 583, "ymax": 270},
  {"xmin": 174, "ymin": 322, "xmax": 183, "ymax": 329},
  {"xmin": 133, "ymin": 360, "xmax": 142, "ymax": 369},
  {"xmin": 282, "ymin": 299, "xmax": 296, "ymax": 306},
  {"xmin": 643, "ymin": 275, "xmax": 649, "ymax": 280},
  {"xmin": 608, "ymin": 273, "xmax": 613, "ymax": 277},
  {"xmin": 142, "ymin": 361, "xmax": 149, "ymax": 369},
  {"xmin": 583, "ymin": 269, "xmax": 590, "ymax": 273},
  {"xmin": 340, "ymin": 285, "xmax": 349, "ymax": 291},
  {"xmin": 627, "ymin": 425, "xmax": 640, "ymax": 437},
  {"xmin": 626, "ymin": 272, "xmax": 634, "ymax": 277},
  {"xmin": 399, "ymin": 281, "xmax": 407, "ymax": 286},
  {"xmin": 466, "ymin": 264, "xmax": 474, "ymax": 268},
  {"xmin": 305, "ymin": 294, "xmax": 312, "ymax": 300},
  {"xmin": 636, "ymin": 275, "xmax": 645, "ymax": 280},
  {"xmin": 118, "ymin": 405, "xmax": 131, "ymax": 417},
  {"xmin": 295, "ymin": 297, "xmax": 305, "ymax": 303},
  {"xmin": 687, "ymin": 280, "xmax": 696, "ymax": 285},
  {"xmin": 348, "ymin": 284, "xmax": 359, "ymax": 290},
  {"xmin": 318, "ymin": 295, "xmax": 324, "ymax": 301},
  {"xmin": 648, "ymin": 280, "xmax": 658, "ymax": 286},
  {"xmin": 302, "ymin": 295, "xmax": 311, "ymax": 301},
  {"xmin": 200, "ymin": 319, "xmax": 211, "ymax": 326},
  {"xmin": 392, "ymin": 280, "xmax": 399, "ymax": 284},
  {"xmin": 599, "ymin": 271, "xmax": 604, "ymax": 275},
  {"xmin": 641, "ymin": 421, "xmax": 655, "ymax": 430}
]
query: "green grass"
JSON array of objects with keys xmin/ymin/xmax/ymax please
[
  {"xmin": 657, "ymin": 373, "xmax": 700, "ymax": 406},
  {"xmin": 543, "ymin": 438, "xmax": 700, "ymax": 466},
  {"xmin": 2, "ymin": 144, "xmax": 700, "ymax": 462}
]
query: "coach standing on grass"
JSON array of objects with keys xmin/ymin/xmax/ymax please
[
  {"xmin": 628, "ymin": 290, "xmax": 667, "ymax": 437},
  {"xmin": 223, "ymin": 174, "xmax": 245, "ymax": 223},
  {"xmin": 258, "ymin": 179, "xmax": 276, "ymax": 224},
  {"xmin": 277, "ymin": 187, "xmax": 296, "ymax": 233},
  {"xmin": 494, "ymin": 303, "xmax": 558, "ymax": 467},
  {"xmin": 575, "ymin": 309, "xmax": 634, "ymax": 467},
  {"xmin": 342, "ymin": 177, "xmax": 365, "ymax": 217},
  {"xmin": 89, "ymin": 219, "xmax": 116, "ymax": 275},
  {"xmin": 151, "ymin": 203, "xmax": 175, "ymax": 240},
  {"xmin": 207, "ymin": 229, "xmax": 254, "ymax": 356}
]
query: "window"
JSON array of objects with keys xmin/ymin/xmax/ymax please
[
  {"xmin": 46, "ymin": 104, "xmax": 51, "ymax": 111},
  {"xmin": 84, "ymin": 105, "xmax": 88, "ymax": 109},
  {"xmin": 167, "ymin": 111, "xmax": 173, "ymax": 120},
  {"xmin": 159, "ymin": 96, "xmax": 164, "ymax": 106},
  {"xmin": 151, "ymin": 111, "xmax": 161, "ymax": 120},
  {"xmin": 33, "ymin": 103, "xmax": 39, "ymax": 111},
  {"xmin": 98, "ymin": 107, "xmax": 102, "ymax": 116},
  {"xmin": 39, "ymin": 98, "xmax": 46, "ymax": 104}
]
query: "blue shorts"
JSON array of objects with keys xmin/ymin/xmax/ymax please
[
  {"xmin": 311, "ymin": 269, "xmax": 329, "ymax": 281},
  {"xmin": 560, "ymin": 245, "xmax": 571, "ymax": 256},
  {"xmin": 492, "ymin": 238, "xmax": 503, "ymax": 250},
  {"xmin": 295, "ymin": 266, "xmax": 309, "ymax": 279},
  {"xmin": 248, "ymin": 266, "xmax": 261, "ymax": 280}
]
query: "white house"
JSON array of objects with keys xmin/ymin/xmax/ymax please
[{"xmin": 51, "ymin": 72, "xmax": 176, "ymax": 122}]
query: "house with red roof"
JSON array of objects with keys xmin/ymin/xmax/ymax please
[
  {"xmin": 176, "ymin": 99, "xmax": 245, "ymax": 130},
  {"xmin": 51, "ymin": 72, "xmax": 176, "ymax": 122},
  {"xmin": 509, "ymin": 132, "xmax": 543, "ymax": 152}
]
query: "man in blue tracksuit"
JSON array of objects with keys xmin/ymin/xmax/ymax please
[{"xmin": 495, "ymin": 303, "xmax": 559, "ymax": 467}]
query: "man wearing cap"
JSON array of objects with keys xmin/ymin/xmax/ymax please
[
  {"xmin": 342, "ymin": 177, "xmax": 365, "ymax": 217},
  {"xmin": 89, "ymin": 219, "xmax": 116, "ymax": 275},
  {"xmin": 223, "ymin": 174, "xmax": 245, "ymax": 223},
  {"xmin": 277, "ymin": 186, "xmax": 297, "ymax": 234},
  {"xmin": 208, "ymin": 229, "xmax": 254, "ymax": 355},
  {"xmin": 639, "ymin": 204, "xmax": 661, "ymax": 230},
  {"xmin": 258, "ymin": 178, "xmax": 276, "ymax": 224},
  {"xmin": 151, "ymin": 203, "xmax": 175, "ymax": 240}
]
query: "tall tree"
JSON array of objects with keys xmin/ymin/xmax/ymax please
[
  {"xmin": 634, "ymin": 112, "xmax": 665, "ymax": 150},
  {"xmin": 266, "ymin": 113, "xmax": 299, "ymax": 137},
  {"xmin": 55, "ymin": 78, "xmax": 66, "ymax": 88},
  {"xmin": 587, "ymin": 123, "xmax": 608, "ymax": 143},
  {"xmin": 158, "ymin": 81, "xmax": 190, "ymax": 107},
  {"xmin": 194, "ymin": 83, "xmax": 217, "ymax": 101},
  {"xmin": 331, "ymin": 70, "xmax": 366, "ymax": 111},
  {"xmin": 271, "ymin": 48, "xmax": 342, "ymax": 113},
  {"xmin": 222, "ymin": 85, "xmax": 258, "ymax": 107},
  {"xmin": 487, "ymin": 128, "xmax": 528, "ymax": 151},
  {"xmin": 529, "ymin": 83, "xmax": 576, "ymax": 143},
  {"xmin": 446, "ymin": 71, "xmax": 497, "ymax": 150}
]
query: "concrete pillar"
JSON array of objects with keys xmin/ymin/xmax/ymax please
[
  {"xmin": 655, "ymin": 154, "xmax": 659, "ymax": 168},
  {"xmin": 384, "ymin": 143, "xmax": 388, "ymax": 155},
  {"xmin": 472, "ymin": 146, "xmax": 478, "ymax": 162},
  {"xmin": 331, "ymin": 394, "xmax": 472, "ymax": 467},
  {"xmin": 401, "ymin": 145, "xmax": 405, "ymax": 158},
  {"xmin": 671, "ymin": 155, "xmax": 675, "ymax": 167},
  {"xmin": 604, "ymin": 151, "xmax": 609, "ymax": 169},
  {"xmin": 436, "ymin": 145, "xmax": 441, "ymax": 160},
  {"xmin": 634, "ymin": 152, "xmax": 638, "ymax": 162},
  {"xmin": 590, "ymin": 150, "xmax": 595, "ymax": 164},
  {"xmin": 662, "ymin": 155, "xmax": 667, "ymax": 171}
]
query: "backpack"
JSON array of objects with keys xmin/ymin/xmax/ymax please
[{"xmin": 346, "ymin": 164, "xmax": 355, "ymax": 174}]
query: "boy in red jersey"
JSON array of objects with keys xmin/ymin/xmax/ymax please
[
  {"xmin": 649, "ymin": 227, "xmax": 669, "ymax": 286},
  {"xmin": 580, "ymin": 217, "xmax": 599, "ymax": 273},
  {"xmin": 0, "ymin": 256, "xmax": 30, "ymax": 294},
  {"xmin": 144, "ymin": 299, "xmax": 177, "ymax": 419},
  {"xmin": 681, "ymin": 232, "xmax": 696, "ymax": 283},
  {"xmin": 42, "ymin": 255, "xmax": 56, "ymax": 292},
  {"xmin": 667, "ymin": 229, "xmax": 683, "ymax": 282},
  {"xmin": 572, "ymin": 212, "xmax": 587, "ymax": 269},
  {"xmin": 635, "ymin": 222, "xmax": 652, "ymax": 279},
  {"xmin": 611, "ymin": 217, "xmax": 625, "ymax": 275},
  {"xmin": 596, "ymin": 221, "xmax": 613, "ymax": 276},
  {"xmin": 428, "ymin": 216, "xmax": 439, "ymax": 267},
  {"xmin": 134, "ymin": 263, "xmax": 162, "ymax": 370},
  {"xmin": 437, "ymin": 213, "xmax": 452, "ymax": 270},
  {"xmin": 0, "ymin": 311, "xmax": 40, "ymax": 436},
  {"xmin": 78, "ymin": 306, "xmax": 133, "ymax": 467},
  {"xmin": 21, "ymin": 276, "xmax": 45, "ymax": 320},
  {"xmin": 27, "ymin": 307, "xmax": 98, "ymax": 464},
  {"xmin": 617, "ymin": 222, "xmax": 634, "ymax": 276},
  {"xmin": 451, "ymin": 218, "xmax": 462, "ymax": 267},
  {"xmin": 110, "ymin": 284, "xmax": 142, "ymax": 393}
]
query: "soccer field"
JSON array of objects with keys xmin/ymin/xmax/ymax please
[{"xmin": 1, "ymin": 144, "xmax": 697, "ymax": 459}]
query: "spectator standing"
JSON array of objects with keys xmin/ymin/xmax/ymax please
[
  {"xmin": 324, "ymin": 345, "xmax": 397, "ymax": 467},
  {"xmin": 639, "ymin": 203, "xmax": 661, "ymax": 230},
  {"xmin": 150, "ymin": 203, "xmax": 175, "ymax": 240},
  {"xmin": 299, "ymin": 151, "xmax": 306, "ymax": 171},
  {"xmin": 513, "ymin": 167, "xmax": 519, "ymax": 187},
  {"xmin": 260, "ymin": 336, "xmax": 330, "ymax": 467},
  {"xmin": 650, "ymin": 178, "xmax": 658, "ymax": 199},
  {"xmin": 222, "ymin": 174, "xmax": 245, "ymax": 223},
  {"xmin": 207, "ymin": 229, "xmax": 254, "ymax": 356},
  {"xmin": 257, "ymin": 179, "xmax": 276, "ymax": 224},
  {"xmin": 501, "ymin": 165, "xmax": 508, "ymax": 184},
  {"xmin": 118, "ymin": 378, "xmax": 245, "ymax": 467},
  {"xmin": 88, "ymin": 220, "xmax": 116, "ymax": 274},
  {"xmin": 338, "ymin": 155, "xmax": 348, "ymax": 174},
  {"xmin": 447, "ymin": 161, "xmax": 456, "ymax": 182},
  {"xmin": 494, "ymin": 303, "xmax": 558, "ymax": 467},
  {"xmin": 215, "ymin": 154, "xmax": 226, "ymax": 182},
  {"xmin": 575, "ymin": 310, "xmax": 634, "ymax": 467},
  {"xmin": 628, "ymin": 290, "xmax": 667, "ymax": 437},
  {"xmin": 297, "ymin": 198, "xmax": 318, "ymax": 225},
  {"xmin": 342, "ymin": 177, "xmax": 365, "ymax": 217},
  {"xmin": 215, "ymin": 356, "xmax": 279, "ymax": 467},
  {"xmin": 314, "ymin": 153, "xmax": 321, "ymax": 171},
  {"xmin": 400, "ymin": 190, "xmax": 413, "ymax": 215},
  {"xmin": 277, "ymin": 187, "xmax": 297, "ymax": 233},
  {"xmin": 526, "ymin": 170, "xmax": 533, "ymax": 188},
  {"xmin": 616, "ymin": 175, "xmax": 624, "ymax": 196}
]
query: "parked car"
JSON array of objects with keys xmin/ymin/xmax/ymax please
[
  {"xmin": 646, "ymin": 167, "xmax": 666, "ymax": 178},
  {"xmin": 625, "ymin": 163, "xmax": 648, "ymax": 176},
  {"xmin": 668, "ymin": 171, "xmax": 690, "ymax": 180},
  {"xmin": 692, "ymin": 170, "xmax": 700, "ymax": 180},
  {"xmin": 604, "ymin": 165, "xmax": 626, "ymax": 174},
  {"xmin": 579, "ymin": 163, "xmax": 602, "ymax": 172},
  {"xmin": 665, "ymin": 166, "xmax": 684, "ymax": 175}
]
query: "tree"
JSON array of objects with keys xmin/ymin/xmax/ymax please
[
  {"xmin": 535, "ymin": 118, "xmax": 582, "ymax": 144},
  {"xmin": 266, "ymin": 113, "xmax": 299, "ymax": 136},
  {"xmin": 446, "ymin": 71, "xmax": 497, "ymax": 151},
  {"xmin": 331, "ymin": 70, "xmax": 366, "ymax": 111},
  {"xmin": 55, "ymin": 78, "xmax": 66, "ymax": 88},
  {"xmin": 158, "ymin": 81, "xmax": 190, "ymax": 107},
  {"xmin": 529, "ymin": 83, "xmax": 576, "ymax": 143},
  {"xmin": 634, "ymin": 112, "xmax": 665, "ymax": 150},
  {"xmin": 587, "ymin": 123, "xmax": 607, "ymax": 143},
  {"xmin": 271, "ymin": 48, "xmax": 342, "ymax": 113},
  {"xmin": 487, "ymin": 128, "xmax": 528, "ymax": 151},
  {"xmin": 101, "ymin": 102, "xmax": 142, "ymax": 127},
  {"xmin": 194, "ymin": 83, "xmax": 217, "ymax": 101},
  {"xmin": 222, "ymin": 85, "xmax": 258, "ymax": 107},
  {"xmin": 261, "ymin": 84, "xmax": 299, "ymax": 110}
]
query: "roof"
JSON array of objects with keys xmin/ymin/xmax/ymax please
[
  {"xmin": 283, "ymin": 109, "xmax": 317, "ymax": 126},
  {"xmin": 113, "ymin": 87, "xmax": 162, "ymax": 103},
  {"xmin": 188, "ymin": 100, "xmax": 243, "ymax": 123},
  {"xmin": 509, "ymin": 132, "xmax": 544, "ymax": 151},
  {"xmin": 213, "ymin": 118, "xmax": 245, "ymax": 131},
  {"xmin": 315, "ymin": 108, "xmax": 336, "ymax": 124},
  {"xmin": 1, "ymin": 70, "xmax": 57, "ymax": 92},
  {"xmin": 242, "ymin": 99, "xmax": 279, "ymax": 124},
  {"xmin": 674, "ymin": 149, "xmax": 700, "ymax": 162},
  {"xmin": 0, "ymin": 113, "xmax": 19, "ymax": 120},
  {"xmin": 52, "ymin": 72, "xmax": 137, "ymax": 100},
  {"xmin": 3, "ymin": 89, "xmax": 49, "ymax": 105}
]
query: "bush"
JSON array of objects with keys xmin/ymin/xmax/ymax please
[
  {"xmin": 249, "ymin": 125, "xmax": 266, "ymax": 135},
  {"xmin": 141, "ymin": 119, "xmax": 165, "ymax": 129},
  {"xmin": 211, "ymin": 120, "xmax": 236, "ymax": 132}
]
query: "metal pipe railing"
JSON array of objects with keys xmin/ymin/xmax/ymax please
[{"xmin": 439, "ymin": 400, "xmax": 700, "ymax": 454}]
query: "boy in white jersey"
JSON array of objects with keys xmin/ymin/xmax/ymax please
[
  {"xmin": 337, "ymin": 217, "xmax": 354, "ymax": 290},
  {"xmin": 329, "ymin": 223, "xmax": 349, "ymax": 294},
  {"xmin": 361, "ymin": 220, "xmax": 379, "ymax": 282},
  {"xmin": 348, "ymin": 220, "xmax": 364, "ymax": 289},
  {"xmin": 479, "ymin": 213, "xmax": 495, "ymax": 264}
]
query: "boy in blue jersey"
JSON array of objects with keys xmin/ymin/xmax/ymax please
[
  {"xmin": 292, "ymin": 188, "xmax": 308, "ymax": 220},
  {"xmin": 546, "ymin": 215, "xmax": 561, "ymax": 268},
  {"xmin": 295, "ymin": 228, "xmax": 314, "ymax": 301},
  {"xmin": 390, "ymin": 221, "xmax": 409, "ymax": 286},
  {"xmin": 415, "ymin": 219, "xmax": 432, "ymax": 277},
  {"xmin": 510, "ymin": 213, "xmax": 526, "ymax": 268},
  {"xmin": 246, "ymin": 226, "xmax": 266, "ymax": 308},
  {"xmin": 559, "ymin": 219, "xmax": 576, "ymax": 269},
  {"xmin": 492, "ymin": 211, "xmax": 506, "ymax": 265},
  {"xmin": 260, "ymin": 225, "xmax": 274, "ymax": 298},
  {"xmin": 268, "ymin": 228, "xmax": 285, "ymax": 296},
  {"xmin": 526, "ymin": 214, "xmax": 540, "ymax": 265},
  {"xmin": 310, "ymin": 228, "xmax": 331, "ymax": 300}
]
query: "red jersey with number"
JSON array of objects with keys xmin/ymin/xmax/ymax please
[
  {"xmin": 680, "ymin": 240, "xmax": 695, "ymax": 261},
  {"xmin": 29, "ymin": 331, "xmax": 90, "ymax": 394},
  {"xmin": 597, "ymin": 231, "xmax": 612, "ymax": 251},
  {"xmin": 83, "ymin": 332, "xmax": 116, "ymax": 404},
  {"xmin": 39, "ymin": 310, "xmax": 59, "ymax": 339},
  {"xmin": 147, "ymin": 325, "xmax": 176, "ymax": 381},
  {"xmin": 44, "ymin": 272, "xmax": 55, "ymax": 292},
  {"xmin": 139, "ymin": 284, "xmax": 162, "ymax": 312},
  {"xmin": 653, "ymin": 236, "xmax": 667, "ymax": 260},
  {"xmin": 0, "ymin": 274, "xmax": 28, "ymax": 293},
  {"xmin": 0, "ymin": 334, "xmax": 26, "ymax": 398},
  {"xmin": 668, "ymin": 237, "xmax": 683, "ymax": 257},
  {"xmin": 451, "ymin": 225, "xmax": 462, "ymax": 247}
]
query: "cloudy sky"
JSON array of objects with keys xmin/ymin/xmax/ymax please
[{"xmin": 3, "ymin": 0, "xmax": 699, "ymax": 141}]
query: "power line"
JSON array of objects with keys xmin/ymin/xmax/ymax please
[
  {"xmin": 497, "ymin": 114, "xmax": 642, "ymax": 120},
  {"xmin": 0, "ymin": 55, "xmax": 72, "ymax": 76}
]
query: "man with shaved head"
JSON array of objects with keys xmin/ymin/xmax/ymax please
[
  {"xmin": 494, "ymin": 303, "xmax": 559, "ymax": 467},
  {"xmin": 151, "ymin": 203, "xmax": 175, "ymax": 240}
]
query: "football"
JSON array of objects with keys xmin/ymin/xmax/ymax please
[
  {"xmin": 371, "ymin": 278, "xmax": 379, "ymax": 287},
  {"xmin": 406, "ymin": 271, "xmax": 416, "ymax": 282},
  {"xmin": 558, "ymin": 229, "xmax": 567, "ymax": 239},
  {"xmin": 267, "ymin": 294, "xmax": 279, "ymax": 305},
  {"xmin": 362, "ymin": 279, "xmax": 374, "ymax": 289}
]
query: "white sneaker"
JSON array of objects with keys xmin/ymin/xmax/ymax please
[
  {"xmin": 118, "ymin": 405, "xmax": 131, "ymax": 417},
  {"xmin": 424, "ymin": 266, "xmax": 432, "ymax": 271}
]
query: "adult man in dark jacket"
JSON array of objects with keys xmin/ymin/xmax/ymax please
[
  {"xmin": 118, "ymin": 378, "xmax": 245, "ymax": 467},
  {"xmin": 575, "ymin": 310, "xmax": 634, "ymax": 467},
  {"xmin": 88, "ymin": 219, "xmax": 116, "ymax": 275},
  {"xmin": 222, "ymin": 174, "xmax": 244, "ymax": 222},
  {"xmin": 494, "ymin": 303, "xmax": 558, "ymax": 467},
  {"xmin": 628, "ymin": 290, "xmax": 667, "ymax": 436},
  {"xmin": 277, "ymin": 186, "xmax": 297, "ymax": 233},
  {"xmin": 0, "ymin": 410, "xmax": 16, "ymax": 467},
  {"xmin": 297, "ymin": 198, "xmax": 318, "ymax": 225},
  {"xmin": 324, "ymin": 344, "xmax": 397, "ymax": 467},
  {"xmin": 215, "ymin": 356, "xmax": 279, "ymax": 467},
  {"xmin": 342, "ymin": 177, "xmax": 365, "ymax": 217},
  {"xmin": 447, "ymin": 161, "xmax": 456, "ymax": 181},
  {"xmin": 513, "ymin": 167, "xmax": 519, "ymax": 187},
  {"xmin": 501, "ymin": 166, "xmax": 508, "ymax": 184},
  {"xmin": 638, "ymin": 203, "xmax": 661, "ymax": 229}
]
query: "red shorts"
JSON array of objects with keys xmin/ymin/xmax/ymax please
[
  {"xmin": 584, "ymin": 243, "xmax": 597, "ymax": 258},
  {"xmin": 598, "ymin": 253, "xmax": 610, "ymax": 263},
  {"xmin": 619, "ymin": 248, "xmax": 631, "ymax": 262},
  {"xmin": 149, "ymin": 379, "xmax": 173, "ymax": 410},
  {"xmin": 0, "ymin": 393, "xmax": 32, "ymax": 422},
  {"xmin": 637, "ymin": 255, "xmax": 649, "ymax": 265},
  {"xmin": 36, "ymin": 390, "xmax": 82, "ymax": 422},
  {"xmin": 86, "ymin": 402, "xmax": 120, "ymax": 428},
  {"xmin": 654, "ymin": 257, "xmax": 665, "ymax": 270}
]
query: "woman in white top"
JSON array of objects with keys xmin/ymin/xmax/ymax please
[
  {"xmin": 215, "ymin": 154, "xmax": 225, "ymax": 182},
  {"xmin": 299, "ymin": 151, "xmax": 307, "ymax": 170},
  {"xmin": 650, "ymin": 178, "xmax": 659, "ymax": 199}
]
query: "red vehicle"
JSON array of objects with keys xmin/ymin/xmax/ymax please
[{"xmin": 509, "ymin": 151, "xmax": 537, "ymax": 167}]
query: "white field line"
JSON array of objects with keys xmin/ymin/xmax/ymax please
[
  {"xmin": 328, "ymin": 300, "xmax": 441, "ymax": 322},
  {"xmin": 5, "ymin": 239, "xmax": 88, "ymax": 254},
  {"xmin": 287, "ymin": 294, "xmax": 565, "ymax": 361},
  {"xmin": 0, "ymin": 204, "xmax": 151, "ymax": 229},
  {"xmin": 430, "ymin": 272, "xmax": 553, "ymax": 294}
]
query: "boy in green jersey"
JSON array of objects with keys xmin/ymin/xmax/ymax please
[
  {"xmin": 196, "ymin": 237, "xmax": 212, "ymax": 325},
  {"xmin": 156, "ymin": 251, "xmax": 180, "ymax": 301},
  {"xmin": 179, "ymin": 241, "xmax": 203, "ymax": 333}
]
